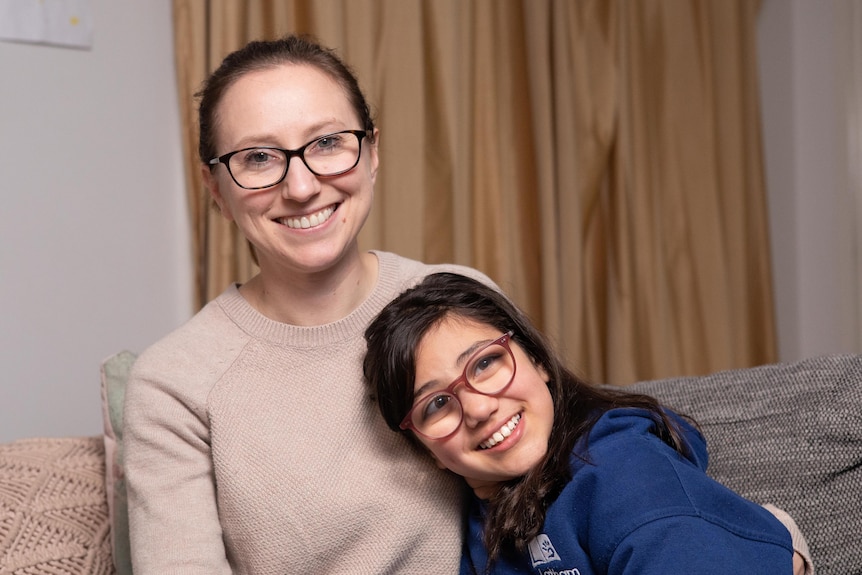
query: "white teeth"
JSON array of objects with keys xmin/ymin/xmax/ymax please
[
  {"xmin": 480, "ymin": 413, "xmax": 521, "ymax": 450},
  {"xmin": 283, "ymin": 206, "xmax": 334, "ymax": 229}
]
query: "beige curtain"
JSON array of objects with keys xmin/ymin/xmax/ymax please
[{"xmin": 173, "ymin": 0, "xmax": 775, "ymax": 384}]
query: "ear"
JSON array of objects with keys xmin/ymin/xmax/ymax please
[
  {"xmin": 529, "ymin": 354, "xmax": 551, "ymax": 384},
  {"xmin": 201, "ymin": 163, "xmax": 234, "ymax": 222},
  {"xmin": 539, "ymin": 363, "xmax": 551, "ymax": 383},
  {"xmin": 367, "ymin": 128, "xmax": 380, "ymax": 184}
]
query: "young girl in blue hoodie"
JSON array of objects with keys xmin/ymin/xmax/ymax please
[{"xmin": 363, "ymin": 272, "xmax": 807, "ymax": 575}]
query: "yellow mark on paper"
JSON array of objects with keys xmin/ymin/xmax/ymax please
[{"xmin": 70, "ymin": 16, "xmax": 80, "ymax": 26}]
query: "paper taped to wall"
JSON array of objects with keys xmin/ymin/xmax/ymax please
[{"xmin": 0, "ymin": 0, "xmax": 93, "ymax": 49}]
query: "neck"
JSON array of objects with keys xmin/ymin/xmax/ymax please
[
  {"xmin": 468, "ymin": 480, "xmax": 502, "ymax": 501},
  {"xmin": 240, "ymin": 250, "xmax": 378, "ymax": 326}
]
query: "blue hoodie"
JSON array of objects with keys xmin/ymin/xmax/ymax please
[{"xmin": 461, "ymin": 408, "xmax": 793, "ymax": 574}]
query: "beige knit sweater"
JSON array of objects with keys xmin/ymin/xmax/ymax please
[{"xmin": 124, "ymin": 252, "xmax": 491, "ymax": 574}]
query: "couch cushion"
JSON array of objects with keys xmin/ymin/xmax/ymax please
[
  {"xmin": 0, "ymin": 437, "xmax": 115, "ymax": 574},
  {"xmin": 629, "ymin": 354, "xmax": 862, "ymax": 575},
  {"xmin": 100, "ymin": 350, "xmax": 136, "ymax": 575}
]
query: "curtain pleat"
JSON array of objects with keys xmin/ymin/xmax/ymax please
[{"xmin": 172, "ymin": 0, "xmax": 776, "ymax": 384}]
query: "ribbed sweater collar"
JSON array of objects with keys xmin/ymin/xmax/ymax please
[{"xmin": 214, "ymin": 251, "xmax": 400, "ymax": 348}]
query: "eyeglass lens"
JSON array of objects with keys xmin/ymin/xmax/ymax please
[
  {"xmin": 229, "ymin": 131, "xmax": 362, "ymax": 188},
  {"xmin": 410, "ymin": 340, "xmax": 515, "ymax": 439}
]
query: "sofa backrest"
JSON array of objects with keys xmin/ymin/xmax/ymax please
[{"xmin": 629, "ymin": 354, "xmax": 862, "ymax": 575}]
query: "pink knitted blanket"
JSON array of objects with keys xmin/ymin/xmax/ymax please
[{"xmin": 0, "ymin": 436, "xmax": 114, "ymax": 574}]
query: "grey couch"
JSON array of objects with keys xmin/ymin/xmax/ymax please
[{"xmin": 0, "ymin": 354, "xmax": 859, "ymax": 574}]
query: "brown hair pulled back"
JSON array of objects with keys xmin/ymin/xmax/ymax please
[{"xmin": 196, "ymin": 34, "xmax": 376, "ymax": 164}]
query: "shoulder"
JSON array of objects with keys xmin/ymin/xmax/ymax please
[
  {"xmin": 373, "ymin": 250, "xmax": 499, "ymax": 292},
  {"xmin": 126, "ymin": 285, "xmax": 250, "ymax": 414},
  {"xmin": 556, "ymin": 408, "xmax": 791, "ymax": 566},
  {"xmin": 570, "ymin": 408, "xmax": 708, "ymax": 503},
  {"xmin": 585, "ymin": 407, "xmax": 705, "ymax": 461},
  {"xmin": 567, "ymin": 408, "xmax": 707, "ymax": 507}
]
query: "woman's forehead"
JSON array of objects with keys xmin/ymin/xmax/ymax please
[
  {"xmin": 215, "ymin": 64, "xmax": 358, "ymax": 145},
  {"xmin": 416, "ymin": 318, "xmax": 498, "ymax": 363}
]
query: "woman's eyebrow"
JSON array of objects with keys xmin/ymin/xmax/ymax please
[
  {"xmin": 229, "ymin": 119, "xmax": 344, "ymax": 149},
  {"xmin": 456, "ymin": 339, "xmax": 491, "ymax": 366}
]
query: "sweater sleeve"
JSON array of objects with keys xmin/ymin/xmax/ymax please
[
  {"xmin": 608, "ymin": 515, "xmax": 794, "ymax": 575},
  {"xmin": 123, "ymin": 350, "xmax": 232, "ymax": 574},
  {"xmin": 581, "ymin": 409, "xmax": 795, "ymax": 575},
  {"xmin": 762, "ymin": 504, "xmax": 815, "ymax": 575}
]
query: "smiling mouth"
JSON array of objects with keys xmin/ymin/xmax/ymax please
[
  {"xmin": 278, "ymin": 205, "xmax": 336, "ymax": 229},
  {"xmin": 479, "ymin": 413, "xmax": 522, "ymax": 450}
]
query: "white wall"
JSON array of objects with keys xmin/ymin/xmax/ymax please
[
  {"xmin": 759, "ymin": 0, "xmax": 861, "ymax": 362},
  {"xmin": 0, "ymin": 1, "xmax": 191, "ymax": 441}
]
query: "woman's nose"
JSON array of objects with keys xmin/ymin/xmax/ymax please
[
  {"xmin": 281, "ymin": 156, "xmax": 320, "ymax": 201},
  {"xmin": 458, "ymin": 389, "xmax": 498, "ymax": 429}
]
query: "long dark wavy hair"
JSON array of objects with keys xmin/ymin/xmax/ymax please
[{"xmin": 363, "ymin": 273, "xmax": 693, "ymax": 567}]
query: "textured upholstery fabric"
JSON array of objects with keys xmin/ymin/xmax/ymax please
[
  {"xmin": 629, "ymin": 354, "xmax": 862, "ymax": 575},
  {"xmin": 0, "ymin": 437, "xmax": 115, "ymax": 575},
  {"xmin": 100, "ymin": 350, "xmax": 135, "ymax": 575}
]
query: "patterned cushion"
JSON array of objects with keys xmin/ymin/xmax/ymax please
[
  {"xmin": 0, "ymin": 437, "xmax": 115, "ymax": 574},
  {"xmin": 629, "ymin": 354, "xmax": 862, "ymax": 575}
]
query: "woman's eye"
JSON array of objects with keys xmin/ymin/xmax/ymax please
[
  {"xmin": 312, "ymin": 135, "xmax": 343, "ymax": 152},
  {"xmin": 470, "ymin": 352, "xmax": 502, "ymax": 380},
  {"xmin": 421, "ymin": 393, "xmax": 454, "ymax": 420},
  {"xmin": 241, "ymin": 149, "xmax": 280, "ymax": 167}
]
